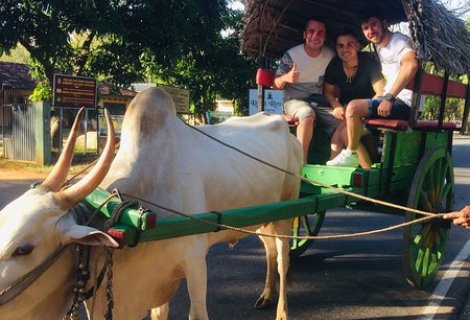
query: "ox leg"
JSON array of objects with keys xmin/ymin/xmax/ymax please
[
  {"xmin": 149, "ymin": 304, "xmax": 169, "ymax": 320},
  {"xmin": 255, "ymin": 223, "xmax": 277, "ymax": 310},
  {"xmin": 274, "ymin": 219, "xmax": 291, "ymax": 320},
  {"xmin": 184, "ymin": 245, "xmax": 210, "ymax": 320}
]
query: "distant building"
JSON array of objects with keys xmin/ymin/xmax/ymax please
[
  {"xmin": 0, "ymin": 62, "xmax": 38, "ymax": 137},
  {"xmin": 129, "ymin": 83, "xmax": 156, "ymax": 92},
  {"xmin": 98, "ymin": 82, "xmax": 137, "ymax": 115}
]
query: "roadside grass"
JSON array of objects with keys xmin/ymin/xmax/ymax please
[{"xmin": 0, "ymin": 153, "xmax": 97, "ymax": 177}]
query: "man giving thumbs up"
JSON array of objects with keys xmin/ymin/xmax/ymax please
[{"xmin": 274, "ymin": 18, "xmax": 336, "ymax": 163}]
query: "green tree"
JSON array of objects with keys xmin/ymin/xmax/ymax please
[
  {"xmin": 0, "ymin": 43, "xmax": 30, "ymax": 64},
  {"xmin": 148, "ymin": 7, "xmax": 256, "ymax": 115},
  {"xmin": 0, "ymin": 1, "xmax": 255, "ymax": 117},
  {"xmin": 0, "ymin": 2, "xmax": 230, "ymax": 91}
]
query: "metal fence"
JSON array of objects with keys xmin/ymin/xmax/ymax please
[{"xmin": 2, "ymin": 104, "xmax": 35, "ymax": 161}]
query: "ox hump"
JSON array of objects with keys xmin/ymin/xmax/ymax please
[{"xmin": 123, "ymin": 87, "xmax": 177, "ymax": 139}]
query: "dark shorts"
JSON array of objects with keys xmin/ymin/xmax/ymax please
[{"xmin": 367, "ymin": 98, "xmax": 411, "ymax": 120}]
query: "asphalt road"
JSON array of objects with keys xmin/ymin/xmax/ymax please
[
  {"xmin": 167, "ymin": 134, "xmax": 470, "ymax": 320},
  {"xmin": 0, "ymin": 135, "xmax": 469, "ymax": 320}
]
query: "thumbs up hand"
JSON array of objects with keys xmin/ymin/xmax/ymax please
[{"xmin": 285, "ymin": 63, "xmax": 300, "ymax": 83}]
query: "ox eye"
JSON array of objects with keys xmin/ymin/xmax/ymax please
[{"xmin": 12, "ymin": 244, "xmax": 35, "ymax": 257}]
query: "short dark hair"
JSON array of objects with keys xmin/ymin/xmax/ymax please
[
  {"xmin": 336, "ymin": 27, "xmax": 359, "ymax": 41},
  {"xmin": 304, "ymin": 17, "xmax": 327, "ymax": 30},
  {"xmin": 358, "ymin": 4, "xmax": 386, "ymax": 23}
]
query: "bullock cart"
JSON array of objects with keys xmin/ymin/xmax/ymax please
[{"xmin": 80, "ymin": 0, "xmax": 469, "ymax": 290}]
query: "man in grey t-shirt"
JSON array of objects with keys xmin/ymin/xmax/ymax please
[{"xmin": 273, "ymin": 18, "xmax": 336, "ymax": 163}]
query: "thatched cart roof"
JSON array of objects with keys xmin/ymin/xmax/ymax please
[{"xmin": 240, "ymin": 0, "xmax": 470, "ymax": 75}]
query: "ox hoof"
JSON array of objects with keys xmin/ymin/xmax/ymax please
[{"xmin": 254, "ymin": 296, "xmax": 274, "ymax": 310}]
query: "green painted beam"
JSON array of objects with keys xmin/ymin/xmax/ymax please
[
  {"xmin": 82, "ymin": 187, "xmax": 156, "ymax": 231},
  {"xmin": 82, "ymin": 163, "xmax": 413, "ymax": 247},
  {"xmin": 99, "ymin": 187, "xmax": 370, "ymax": 246}
]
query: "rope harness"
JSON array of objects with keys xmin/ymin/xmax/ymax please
[
  {"xmin": 65, "ymin": 195, "xmax": 121, "ymax": 320},
  {"xmin": 0, "ymin": 246, "xmax": 67, "ymax": 306},
  {"xmin": 69, "ymin": 123, "xmax": 447, "ymax": 241},
  {"xmin": 120, "ymin": 192, "xmax": 446, "ymax": 240},
  {"xmin": 1, "ymin": 120, "xmax": 451, "ymax": 320},
  {"xmin": 183, "ymin": 122, "xmax": 442, "ymax": 218}
]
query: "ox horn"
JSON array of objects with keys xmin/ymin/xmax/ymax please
[
  {"xmin": 54, "ymin": 109, "xmax": 115, "ymax": 209},
  {"xmin": 41, "ymin": 108, "xmax": 85, "ymax": 191}
]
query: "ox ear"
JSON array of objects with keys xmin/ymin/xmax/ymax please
[{"xmin": 63, "ymin": 225, "xmax": 119, "ymax": 248}]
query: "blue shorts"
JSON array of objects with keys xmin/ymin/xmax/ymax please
[{"xmin": 367, "ymin": 98, "xmax": 411, "ymax": 120}]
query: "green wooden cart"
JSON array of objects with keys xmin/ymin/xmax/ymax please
[{"xmin": 80, "ymin": 0, "xmax": 470, "ymax": 290}]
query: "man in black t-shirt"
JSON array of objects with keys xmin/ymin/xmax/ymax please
[{"xmin": 324, "ymin": 29, "xmax": 385, "ymax": 168}]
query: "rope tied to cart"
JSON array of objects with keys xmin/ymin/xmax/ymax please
[
  {"xmin": 119, "ymin": 192, "xmax": 445, "ymax": 240},
  {"xmin": 184, "ymin": 122, "xmax": 443, "ymax": 218},
  {"xmin": 66, "ymin": 122, "xmax": 450, "ymax": 241},
  {"xmin": 119, "ymin": 121, "xmax": 450, "ymax": 241}
]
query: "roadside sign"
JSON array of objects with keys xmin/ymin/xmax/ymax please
[
  {"xmin": 157, "ymin": 84, "xmax": 190, "ymax": 114},
  {"xmin": 98, "ymin": 114, "xmax": 124, "ymax": 137},
  {"xmin": 248, "ymin": 89, "xmax": 284, "ymax": 115},
  {"xmin": 53, "ymin": 74, "xmax": 97, "ymax": 108}
]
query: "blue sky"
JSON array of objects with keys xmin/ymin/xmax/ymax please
[{"xmin": 441, "ymin": 0, "xmax": 469, "ymax": 18}]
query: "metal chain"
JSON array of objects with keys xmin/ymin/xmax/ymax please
[
  {"xmin": 66, "ymin": 245, "xmax": 90, "ymax": 320},
  {"xmin": 104, "ymin": 248, "xmax": 114, "ymax": 320}
]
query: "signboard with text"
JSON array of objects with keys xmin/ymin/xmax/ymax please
[
  {"xmin": 53, "ymin": 74, "xmax": 97, "ymax": 108},
  {"xmin": 248, "ymin": 89, "xmax": 284, "ymax": 115},
  {"xmin": 157, "ymin": 84, "xmax": 190, "ymax": 114},
  {"xmin": 98, "ymin": 114, "xmax": 123, "ymax": 137}
]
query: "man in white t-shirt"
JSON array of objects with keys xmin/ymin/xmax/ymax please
[
  {"xmin": 326, "ymin": 5, "xmax": 418, "ymax": 167},
  {"xmin": 273, "ymin": 18, "xmax": 336, "ymax": 163}
]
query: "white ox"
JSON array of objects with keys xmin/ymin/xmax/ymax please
[{"xmin": 0, "ymin": 87, "xmax": 302, "ymax": 320}]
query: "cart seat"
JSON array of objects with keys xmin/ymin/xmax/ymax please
[
  {"xmin": 285, "ymin": 116, "xmax": 410, "ymax": 130},
  {"xmin": 413, "ymin": 121, "xmax": 457, "ymax": 130},
  {"xmin": 286, "ymin": 116, "xmax": 457, "ymax": 131},
  {"xmin": 363, "ymin": 119, "xmax": 457, "ymax": 131},
  {"xmin": 362, "ymin": 119, "xmax": 409, "ymax": 130}
]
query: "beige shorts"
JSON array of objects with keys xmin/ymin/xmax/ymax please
[{"xmin": 284, "ymin": 99, "xmax": 340, "ymax": 137}]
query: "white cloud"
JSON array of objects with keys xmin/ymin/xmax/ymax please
[{"xmin": 228, "ymin": 1, "xmax": 244, "ymax": 11}]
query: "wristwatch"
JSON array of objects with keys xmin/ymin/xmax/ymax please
[{"xmin": 384, "ymin": 93, "xmax": 396, "ymax": 103}]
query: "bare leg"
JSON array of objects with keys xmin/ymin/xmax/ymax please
[
  {"xmin": 330, "ymin": 122, "xmax": 346, "ymax": 159},
  {"xmin": 356, "ymin": 143, "xmax": 372, "ymax": 169},
  {"xmin": 336, "ymin": 112, "xmax": 372, "ymax": 169},
  {"xmin": 345, "ymin": 99, "xmax": 370, "ymax": 150},
  {"xmin": 296, "ymin": 116, "xmax": 314, "ymax": 163}
]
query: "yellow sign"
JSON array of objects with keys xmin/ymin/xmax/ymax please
[
  {"xmin": 98, "ymin": 115, "xmax": 123, "ymax": 137},
  {"xmin": 157, "ymin": 84, "xmax": 190, "ymax": 113}
]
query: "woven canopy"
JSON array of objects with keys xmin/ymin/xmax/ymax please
[{"xmin": 240, "ymin": 0, "xmax": 470, "ymax": 75}]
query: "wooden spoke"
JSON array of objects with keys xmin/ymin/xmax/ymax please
[
  {"xmin": 403, "ymin": 147, "xmax": 454, "ymax": 289},
  {"xmin": 290, "ymin": 211, "xmax": 325, "ymax": 259}
]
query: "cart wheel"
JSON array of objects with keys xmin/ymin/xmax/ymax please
[
  {"xmin": 403, "ymin": 147, "xmax": 453, "ymax": 289},
  {"xmin": 290, "ymin": 211, "xmax": 325, "ymax": 259}
]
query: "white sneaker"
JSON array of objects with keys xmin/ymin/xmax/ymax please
[{"xmin": 326, "ymin": 149, "xmax": 359, "ymax": 167}]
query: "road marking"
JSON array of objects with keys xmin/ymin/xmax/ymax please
[{"xmin": 418, "ymin": 238, "xmax": 470, "ymax": 320}]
